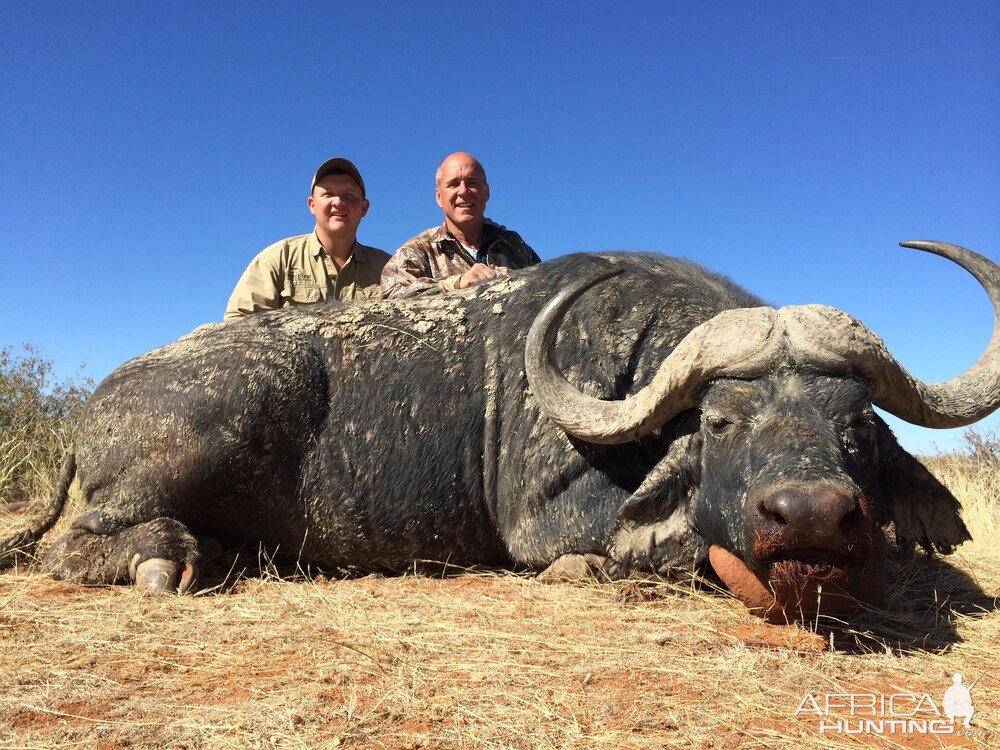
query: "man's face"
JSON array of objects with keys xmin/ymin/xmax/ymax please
[
  {"xmin": 435, "ymin": 156, "xmax": 489, "ymax": 228},
  {"xmin": 308, "ymin": 173, "xmax": 369, "ymax": 239}
]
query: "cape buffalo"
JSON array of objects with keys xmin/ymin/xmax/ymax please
[{"xmin": 2, "ymin": 240, "xmax": 997, "ymax": 622}]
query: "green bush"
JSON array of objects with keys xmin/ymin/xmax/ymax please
[{"xmin": 0, "ymin": 344, "xmax": 93, "ymax": 505}]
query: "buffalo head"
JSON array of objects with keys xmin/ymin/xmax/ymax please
[{"xmin": 525, "ymin": 241, "xmax": 999, "ymax": 621}]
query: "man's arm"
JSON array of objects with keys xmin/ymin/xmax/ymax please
[
  {"xmin": 380, "ymin": 244, "xmax": 443, "ymax": 299},
  {"xmin": 224, "ymin": 248, "xmax": 283, "ymax": 320}
]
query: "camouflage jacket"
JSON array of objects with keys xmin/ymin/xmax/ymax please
[{"xmin": 380, "ymin": 219, "xmax": 540, "ymax": 299}]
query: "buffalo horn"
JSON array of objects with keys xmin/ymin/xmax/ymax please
[
  {"xmin": 526, "ymin": 241, "xmax": 1000, "ymax": 442},
  {"xmin": 782, "ymin": 241, "xmax": 1000, "ymax": 428}
]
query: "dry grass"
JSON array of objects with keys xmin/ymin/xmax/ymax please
[{"xmin": 1, "ymin": 454, "xmax": 998, "ymax": 749}]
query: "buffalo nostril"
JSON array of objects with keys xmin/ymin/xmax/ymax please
[
  {"xmin": 760, "ymin": 500, "xmax": 789, "ymax": 527},
  {"xmin": 839, "ymin": 504, "xmax": 862, "ymax": 533},
  {"xmin": 760, "ymin": 493, "xmax": 804, "ymax": 529}
]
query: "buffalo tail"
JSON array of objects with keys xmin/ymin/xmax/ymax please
[{"xmin": 0, "ymin": 451, "xmax": 76, "ymax": 568}]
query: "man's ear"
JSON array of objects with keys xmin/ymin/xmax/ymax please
[{"xmin": 876, "ymin": 418, "xmax": 971, "ymax": 555}]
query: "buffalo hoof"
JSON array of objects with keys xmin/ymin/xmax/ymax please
[
  {"xmin": 130, "ymin": 555, "xmax": 198, "ymax": 594},
  {"xmin": 538, "ymin": 554, "xmax": 610, "ymax": 583}
]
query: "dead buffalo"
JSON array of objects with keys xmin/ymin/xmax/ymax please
[{"xmin": 2, "ymin": 240, "xmax": 997, "ymax": 622}]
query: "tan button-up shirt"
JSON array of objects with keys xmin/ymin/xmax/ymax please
[{"xmin": 225, "ymin": 233, "xmax": 390, "ymax": 320}]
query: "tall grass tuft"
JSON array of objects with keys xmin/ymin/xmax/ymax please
[{"xmin": 0, "ymin": 343, "xmax": 92, "ymax": 506}]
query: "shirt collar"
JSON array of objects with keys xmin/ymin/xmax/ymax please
[
  {"xmin": 435, "ymin": 218, "xmax": 500, "ymax": 247},
  {"xmin": 312, "ymin": 232, "xmax": 365, "ymax": 262}
]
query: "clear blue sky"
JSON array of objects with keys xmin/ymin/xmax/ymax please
[{"xmin": 2, "ymin": 2, "xmax": 997, "ymax": 455}]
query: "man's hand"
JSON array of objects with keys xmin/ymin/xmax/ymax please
[{"xmin": 456, "ymin": 263, "xmax": 499, "ymax": 289}]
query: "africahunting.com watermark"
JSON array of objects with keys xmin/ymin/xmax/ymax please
[{"xmin": 794, "ymin": 672, "xmax": 991, "ymax": 737}]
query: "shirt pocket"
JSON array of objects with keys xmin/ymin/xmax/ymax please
[
  {"xmin": 281, "ymin": 281, "xmax": 324, "ymax": 306},
  {"xmin": 338, "ymin": 282, "xmax": 380, "ymax": 301}
]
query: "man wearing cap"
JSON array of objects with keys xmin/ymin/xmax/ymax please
[
  {"xmin": 380, "ymin": 152, "xmax": 540, "ymax": 299},
  {"xmin": 225, "ymin": 158, "xmax": 389, "ymax": 320}
]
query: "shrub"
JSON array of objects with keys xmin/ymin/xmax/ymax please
[
  {"xmin": 961, "ymin": 426, "xmax": 999, "ymax": 462},
  {"xmin": 0, "ymin": 343, "xmax": 93, "ymax": 505}
]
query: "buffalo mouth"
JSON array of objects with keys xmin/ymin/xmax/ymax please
[{"xmin": 709, "ymin": 538, "xmax": 886, "ymax": 624}]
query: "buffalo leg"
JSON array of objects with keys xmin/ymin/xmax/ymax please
[{"xmin": 43, "ymin": 516, "xmax": 201, "ymax": 593}]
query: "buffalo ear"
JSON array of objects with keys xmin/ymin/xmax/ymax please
[
  {"xmin": 609, "ymin": 424, "xmax": 706, "ymax": 574},
  {"xmin": 876, "ymin": 420, "xmax": 970, "ymax": 555}
]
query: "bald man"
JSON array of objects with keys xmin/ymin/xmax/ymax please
[{"xmin": 380, "ymin": 152, "xmax": 540, "ymax": 299}]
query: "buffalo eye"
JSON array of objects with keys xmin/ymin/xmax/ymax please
[
  {"xmin": 704, "ymin": 414, "xmax": 734, "ymax": 437},
  {"xmin": 841, "ymin": 428, "xmax": 860, "ymax": 456},
  {"xmin": 839, "ymin": 412, "xmax": 871, "ymax": 457}
]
